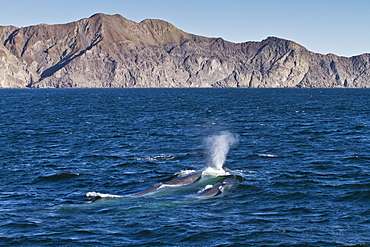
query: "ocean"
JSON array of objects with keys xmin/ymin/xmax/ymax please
[{"xmin": 0, "ymin": 88, "xmax": 369, "ymax": 246}]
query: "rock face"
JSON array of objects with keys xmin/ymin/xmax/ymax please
[{"xmin": 0, "ymin": 13, "xmax": 369, "ymax": 88}]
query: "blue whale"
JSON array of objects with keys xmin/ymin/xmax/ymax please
[
  {"xmin": 86, "ymin": 167, "xmax": 239, "ymax": 202},
  {"xmin": 133, "ymin": 167, "xmax": 235, "ymax": 197},
  {"xmin": 132, "ymin": 170, "xmax": 203, "ymax": 196}
]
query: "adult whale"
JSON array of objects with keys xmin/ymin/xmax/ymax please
[
  {"xmin": 132, "ymin": 167, "xmax": 232, "ymax": 196},
  {"xmin": 132, "ymin": 170, "xmax": 203, "ymax": 196},
  {"xmin": 85, "ymin": 167, "xmax": 237, "ymax": 202}
]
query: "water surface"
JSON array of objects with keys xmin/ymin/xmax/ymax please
[{"xmin": 0, "ymin": 88, "xmax": 369, "ymax": 246}]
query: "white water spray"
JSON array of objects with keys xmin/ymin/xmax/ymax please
[{"xmin": 205, "ymin": 131, "xmax": 239, "ymax": 173}]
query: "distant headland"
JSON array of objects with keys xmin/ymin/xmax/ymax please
[{"xmin": 0, "ymin": 13, "xmax": 369, "ymax": 88}]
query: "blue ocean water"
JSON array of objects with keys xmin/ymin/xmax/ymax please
[{"xmin": 0, "ymin": 88, "xmax": 369, "ymax": 246}]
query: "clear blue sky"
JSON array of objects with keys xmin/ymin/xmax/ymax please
[{"xmin": 0, "ymin": 0, "xmax": 369, "ymax": 57}]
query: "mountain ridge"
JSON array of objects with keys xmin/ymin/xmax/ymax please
[{"xmin": 0, "ymin": 13, "xmax": 369, "ymax": 88}]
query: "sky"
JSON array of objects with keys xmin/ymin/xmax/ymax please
[{"xmin": 0, "ymin": 0, "xmax": 369, "ymax": 57}]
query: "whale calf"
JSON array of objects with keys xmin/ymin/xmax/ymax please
[{"xmin": 195, "ymin": 175, "xmax": 238, "ymax": 197}]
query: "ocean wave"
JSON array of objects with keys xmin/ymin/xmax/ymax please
[{"xmin": 36, "ymin": 172, "xmax": 81, "ymax": 181}]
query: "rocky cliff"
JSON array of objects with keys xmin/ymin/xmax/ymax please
[{"xmin": 0, "ymin": 13, "xmax": 369, "ymax": 88}]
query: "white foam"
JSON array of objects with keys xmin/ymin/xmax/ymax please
[
  {"xmin": 86, "ymin": 192, "xmax": 123, "ymax": 198},
  {"xmin": 136, "ymin": 154, "xmax": 176, "ymax": 161},
  {"xmin": 176, "ymin": 170, "xmax": 197, "ymax": 176},
  {"xmin": 202, "ymin": 167, "xmax": 229, "ymax": 176},
  {"xmin": 258, "ymin": 154, "xmax": 279, "ymax": 158}
]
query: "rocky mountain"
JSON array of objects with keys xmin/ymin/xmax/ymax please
[{"xmin": 0, "ymin": 13, "xmax": 369, "ymax": 88}]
